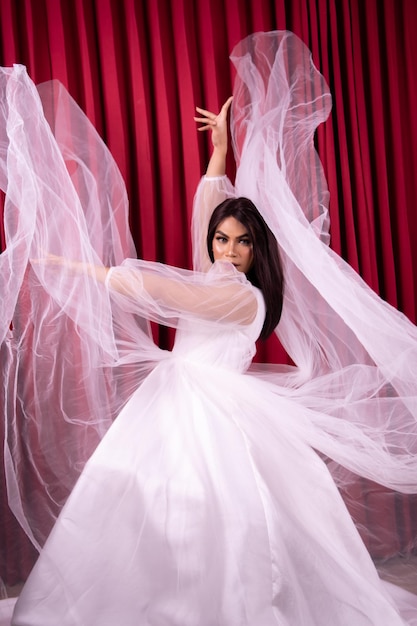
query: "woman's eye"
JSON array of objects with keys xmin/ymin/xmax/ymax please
[
  {"xmin": 240, "ymin": 239, "xmax": 251, "ymax": 246},
  {"xmin": 216, "ymin": 236, "xmax": 227, "ymax": 243}
]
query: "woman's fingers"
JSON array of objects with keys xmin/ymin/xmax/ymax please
[
  {"xmin": 195, "ymin": 124, "xmax": 213, "ymax": 132},
  {"xmin": 31, "ymin": 253, "xmax": 65, "ymax": 266},
  {"xmin": 194, "ymin": 115, "xmax": 217, "ymax": 125},
  {"xmin": 194, "ymin": 112, "xmax": 217, "ymax": 132},
  {"xmin": 220, "ymin": 96, "xmax": 233, "ymax": 114},
  {"xmin": 194, "ymin": 96, "xmax": 233, "ymax": 126},
  {"xmin": 195, "ymin": 105, "xmax": 217, "ymax": 119}
]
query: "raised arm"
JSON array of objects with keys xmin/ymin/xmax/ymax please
[{"xmin": 192, "ymin": 97, "xmax": 235, "ymax": 271}]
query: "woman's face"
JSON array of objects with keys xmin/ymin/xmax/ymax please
[{"xmin": 212, "ymin": 216, "xmax": 254, "ymax": 274}]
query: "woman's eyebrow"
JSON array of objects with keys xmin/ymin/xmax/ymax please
[{"xmin": 215, "ymin": 229, "xmax": 251, "ymax": 239}]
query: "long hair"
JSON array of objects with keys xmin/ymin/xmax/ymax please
[{"xmin": 207, "ymin": 197, "xmax": 284, "ymax": 340}]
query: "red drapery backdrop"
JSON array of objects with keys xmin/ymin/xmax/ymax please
[{"xmin": 1, "ymin": 0, "xmax": 416, "ymax": 586}]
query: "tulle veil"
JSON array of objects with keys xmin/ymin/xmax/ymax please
[{"xmin": 1, "ymin": 30, "xmax": 417, "ymax": 579}]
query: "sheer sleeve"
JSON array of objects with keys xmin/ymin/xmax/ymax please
[
  {"xmin": 191, "ymin": 175, "xmax": 235, "ymax": 272},
  {"xmin": 106, "ymin": 259, "xmax": 258, "ymax": 329}
]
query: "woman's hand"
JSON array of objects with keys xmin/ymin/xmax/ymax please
[
  {"xmin": 31, "ymin": 253, "xmax": 68, "ymax": 268},
  {"xmin": 194, "ymin": 97, "xmax": 233, "ymax": 177},
  {"xmin": 31, "ymin": 253, "xmax": 85, "ymax": 271},
  {"xmin": 194, "ymin": 96, "xmax": 233, "ymax": 151},
  {"xmin": 31, "ymin": 253, "xmax": 109, "ymax": 283}
]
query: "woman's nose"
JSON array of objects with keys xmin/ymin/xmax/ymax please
[{"xmin": 226, "ymin": 242, "xmax": 237, "ymax": 256}]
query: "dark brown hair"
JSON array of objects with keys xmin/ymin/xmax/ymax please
[{"xmin": 207, "ymin": 197, "xmax": 284, "ymax": 340}]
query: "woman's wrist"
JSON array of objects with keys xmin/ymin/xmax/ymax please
[{"xmin": 206, "ymin": 146, "xmax": 227, "ymax": 177}]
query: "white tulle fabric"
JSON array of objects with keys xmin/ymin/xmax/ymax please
[{"xmin": 1, "ymin": 30, "xmax": 417, "ymax": 625}]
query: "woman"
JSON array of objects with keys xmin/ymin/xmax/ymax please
[
  {"xmin": 11, "ymin": 100, "xmax": 289, "ymax": 625},
  {"xmin": 2, "ymin": 31, "xmax": 417, "ymax": 625}
]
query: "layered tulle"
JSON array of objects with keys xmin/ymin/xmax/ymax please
[
  {"xmin": 10, "ymin": 343, "xmax": 417, "ymax": 625},
  {"xmin": 0, "ymin": 30, "xmax": 416, "ymax": 624},
  {"xmin": 1, "ymin": 68, "xmax": 151, "ymax": 552},
  {"xmin": 225, "ymin": 32, "xmax": 417, "ymax": 549}
]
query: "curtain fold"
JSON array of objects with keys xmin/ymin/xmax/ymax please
[{"xmin": 1, "ymin": 0, "xmax": 416, "ymax": 586}]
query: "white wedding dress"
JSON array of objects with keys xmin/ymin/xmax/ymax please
[
  {"xmin": 1, "ymin": 31, "xmax": 417, "ymax": 625},
  {"xmin": 9, "ymin": 280, "xmax": 417, "ymax": 625}
]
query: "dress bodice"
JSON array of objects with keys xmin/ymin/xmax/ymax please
[{"xmin": 172, "ymin": 287, "xmax": 265, "ymax": 373}]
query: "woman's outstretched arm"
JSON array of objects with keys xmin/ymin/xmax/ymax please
[{"xmin": 31, "ymin": 254, "xmax": 258, "ymax": 327}]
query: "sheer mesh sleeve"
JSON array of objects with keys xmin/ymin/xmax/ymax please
[
  {"xmin": 106, "ymin": 260, "xmax": 258, "ymax": 329},
  {"xmin": 191, "ymin": 175, "xmax": 235, "ymax": 272}
]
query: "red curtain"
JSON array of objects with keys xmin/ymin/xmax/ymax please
[{"xmin": 1, "ymin": 0, "xmax": 417, "ymax": 584}]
